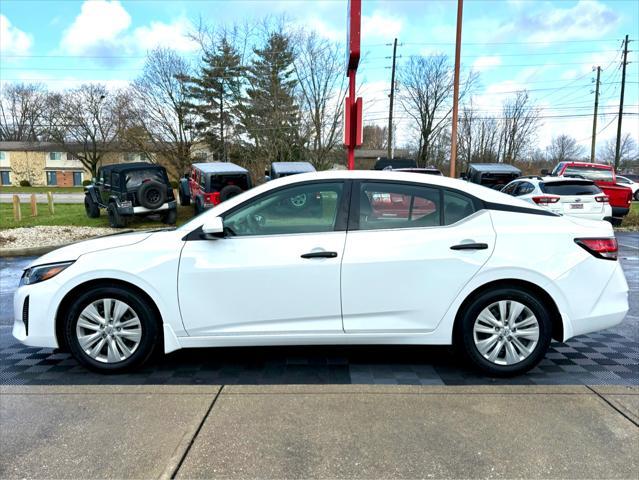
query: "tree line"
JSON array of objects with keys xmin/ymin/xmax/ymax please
[{"xmin": 1, "ymin": 20, "xmax": 636, "ymax": 179}]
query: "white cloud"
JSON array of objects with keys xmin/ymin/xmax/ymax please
[
  {"xmin": 60, "ymin": 0, "xmax": 131, "ymax": 55},
  {"xmin": 133, "ymin": 18, "xmax": 198, "ymax": 53},
  {"xmin": 303, "ymin": 17, "xmax": 344, "ymax": 42},
  {"xmin": 362, "ymin": 11, "xmax": 402, "ymax": 42},
  {"xmin": 0, "ymin": 14, "xmax": 33, "ymax": 55},
  {"xmin": 473, "ymin": 56, "xmax": 502, "ymax": 72}
]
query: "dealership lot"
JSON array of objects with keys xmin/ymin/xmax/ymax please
[{"xmin": 0, "ymin": 232, "xmax": 637, "ymax": 386}]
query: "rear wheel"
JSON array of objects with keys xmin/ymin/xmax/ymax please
[
  {"xmin": 634, "ymin": 190, "xmax": 639, "ymax": 201},
  {"xmin": 64, "ymin": 286, "xmax": 160, "ymax": 373},
  {"xmin": 107, "ymin": 203, "xmax": 129, "ymax": 228},
  {"xmin": 179, "ymin": 189, "xmax": 191, "ymax": 206},
  {"xmin": 84, "ymin": 195, "xmax": 100, "ymax": 218},
  {"xmin": 456, "ymin": 287, "xmax": 552, "ymax": 376}
]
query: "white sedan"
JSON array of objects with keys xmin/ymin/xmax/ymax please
[{"xmin": 13, "ymin": 170, "xmax": 629, "ymax": 376}]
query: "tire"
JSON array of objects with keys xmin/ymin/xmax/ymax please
[
  {"xmin": 634, "ymin": 191, "xmax": 639, "ymax": 201},
  {"xmin": 455, "ymin": 287, "xmax": 552, "ymax": 377},
  {"xmin": 194, "ymin": 196, "xmax": 203, "ymax": 215},
  {"xmin": 63, "ymin": 285, "xmax": 160, "ymax": 373},
  {"xmin": 138, "ymin": 181, "xmax": 167, "ymax": 209},
  {"xmin": 179, "ymin": 189, "xmax": 191, "ymax": 206},
  {"xmin": 84, "ymin": 195, "xmax": 100, "ymax": 218},
  {"xmin": 219, "ymin": 184, "xmax": 243, "ymax": 202},
  {"xmin": 107, "ymin": 203, "xmax": 129, "ymax": 228},
  {"xmin": 162, "ymin": 209, "xmax": 177, "ymax": 225}
]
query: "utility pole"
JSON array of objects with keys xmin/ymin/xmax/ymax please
[
  {"xmin": 590, "ymin": 66, "xmax": 601, "ymax": 163},
  {"xmin": 449, "ymin": 0, "xmax": 464, "ymax": 178},
  {"xmin": 387, "ymin": 38, "xmax": 398, "ymax": 160},
  {"xmin": 614, "ymin": 34, "xmax": 629, "ymax": 169}
]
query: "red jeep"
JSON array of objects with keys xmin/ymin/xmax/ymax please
[{"xmin": 550, "ymin": 162, "xmax": 632, "ymax": 223}]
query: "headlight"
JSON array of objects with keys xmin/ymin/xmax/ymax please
[{"xmin": 20, "ymin": 261, "xmax": 74, "ymax": 286}]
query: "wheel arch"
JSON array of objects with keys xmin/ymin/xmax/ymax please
[
  {"xmin": 452, "ymin": 279, "xmax": 564, "ymax": 343},
  {"xmin": 55, "ymin": 278, "xmax": 164, "ymax": 352}
]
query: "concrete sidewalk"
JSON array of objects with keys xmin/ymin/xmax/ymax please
[{"xmin": 1, "ymin": 385, "xmax": 637, "ymax": 479}]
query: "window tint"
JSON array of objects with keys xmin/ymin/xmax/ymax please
[
  {"xmin": 514, "ymin": 182, "xmax": 535, "ymax": 196},
  {"xmin": 443, "ymin": 190, "xmax": 475, "ymax": 225},
  {"xmin": 125, "ymin": 168, "xmax": 165, "ymax": 187},
  {"xmin": 563, "ymin": 165, "xmax": 614, "ymax": 182},
  {"xmin": 501, "ymin": 182, "xmax": 518, "ymax": 195},
  {"xmin": 224, "ymin": 182, "xmax": 343, "ymax": 236},
  {"xmin": 540, "ymin": 181, "xmax": 601, "ymax": 196},
  {"xmin": 359, "ymin": 182, "xmax": 440, "ymax": 230}
]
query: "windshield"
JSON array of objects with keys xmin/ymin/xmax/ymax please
[
  {"xmin": 540, "ymin": 181, "xmax": 601, "ymax": 196},
  {"xmin": 563, "ymin": 165, "xmax": 614, "ymax": 182}
]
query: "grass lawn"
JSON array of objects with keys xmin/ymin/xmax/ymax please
[
  {"xmin": 622, "ymin": 201, "xmax": 639, "ymax": 229},
  {"xmin": 0, "ymin": 186, "xmax": 85, "ymax": 194},
  {"xmin": 0, "ymin": 203, "xmax": 195, "ymax": 229}
]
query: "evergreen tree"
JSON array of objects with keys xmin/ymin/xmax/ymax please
[
  {"xmin": 242, "ymin": 32, "xmax": 300, "ymax": 162},
  {"xmin": 186, "ymin": 36, "xmax": 243, "ymax": 161}
]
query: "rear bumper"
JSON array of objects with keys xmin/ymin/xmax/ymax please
[
  {"xmin": 118, "ymin": 200, "xmax": 177, "ymax": 216},
  {"xmin": 611, "ymin": 206, "xmax": 630, "ymax": 217}
]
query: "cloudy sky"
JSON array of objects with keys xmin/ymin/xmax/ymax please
[{"xmin": 1, "ymin": 0, "xmax": 637, "ymax": 152}]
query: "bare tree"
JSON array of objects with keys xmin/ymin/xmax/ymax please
[
  {"xmin": 598, "ymin": 133, "xmax": 638, "ymax": 167},
  {"xmin": 362, "ymin": 125, "xmax": 387, "ymax": 150},
  {"xmin": 497, "ymin": 91, "xmax": 541, "ymax": 164},
  {"xmin": 457, "ymin": 101, "xmax": 500, "ymax": 172},
  {"xmin": 546, "ymin": 134, "xmax": 584, "ymax": 163},
  {"xmin": 293, "ymin": 31, "xmax": 347, "ymax": 170},
  {"xmin": 44, "ymin": 84, "xmax": 127, "ymax": 177},
  {"xmin": 0, "ymin": 83, "xmax": 48, "ymax": 141},
  {"xmin": 398, "ymin": 55, "xmax": 476, "ymax": 166},
  {"xmin": 129, "ymin": 48, "xmax": 197, "ymax": 176}
]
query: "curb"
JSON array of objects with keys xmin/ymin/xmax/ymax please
[{"xmin": 0, "ymin": 244, "xmax": 67, "ymax": 258}]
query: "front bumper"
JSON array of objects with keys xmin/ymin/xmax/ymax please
[{"xmin": 12, "ymin": 281, "xmax": 60, "ymax": 349}]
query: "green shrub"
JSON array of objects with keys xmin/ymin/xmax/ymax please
[
  {"xmin": 170, "ymin": 180, "xmax": 179, "ymax": 189},
  {"xmin": 19, "ymin": 180, "xmax": 31, "ymax": 187},
  {"xmin": 82, "ymin": 179, "xmax": 92, "ymax": 186}
]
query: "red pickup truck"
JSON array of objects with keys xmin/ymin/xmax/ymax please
[{"xmin": 550, "ymin": 162, "xmax": 632, "ymax": 223}]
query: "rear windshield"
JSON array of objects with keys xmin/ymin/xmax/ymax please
[
  {"xmin": 209, "ymin": 173, "xmax": 250, "ymax": 191},
  {"xmin": 540, "ymin": 181, "xmax": 601, "ymax": 196},
  {"xmin": 563, "ymin": 165, "xmax": 614, "ymax": 182},
  {"xmin": 124, "ymin": 169, "xmax": 166, "ymax": 187}
]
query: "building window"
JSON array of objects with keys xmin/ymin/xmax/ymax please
[
  {"xmin": 73, "ymin": 172, "xmax": 82, "ymax": 186},
  {"xmin": 126, "ymin": 153, "xmax": 140, "ymax": 162},
  {"xmin": 46, "ymin": 171, "xmax": 57, "ymax": 186},
  {"xmin": 49, "ymin": 152, "xmax": 62, "ymax": 160},
  {"xmin": 0, "ymin": 171, "xmax": 10, "ymax": 185},
  {"xmin": 0, "ymin": 152, "xmax": 6, "ymax": 160}
]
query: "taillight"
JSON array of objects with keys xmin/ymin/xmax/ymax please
[
  {"xmin": 595, "ymin": 195, "xmax": 609, "ymax": 203},
  {"xmin": 575, "ymin": 238, "xmax": 618, "ymax": 260},
  {"xmin": 205, "ymin": 192, "xmax": 221, "ymax": 205},
  {"xmin": 532, "ymin": 195, "xmax": 560, "ymax": 205}
]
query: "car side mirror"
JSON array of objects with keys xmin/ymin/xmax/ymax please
[{"xmin": 201, "ymin": 217, "xmax": 225, "ymax": 238}]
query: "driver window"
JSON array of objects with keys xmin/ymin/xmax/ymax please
[{"xmin": 223, "ymin": 182, "xmax": 343, "ymax": 236}]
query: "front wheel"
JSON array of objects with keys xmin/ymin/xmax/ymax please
[
  {"xmin": 64, "ymin": 286, "xmax": 160, "ymax": 373},
  {"xmin": 84, "ymin": 195, "xmax": 100, "ymax": 218},
  {"xmin": 634, "ymin": 190, "xmax": 639, "ymax": 201},
  {"xmin": 107, "ymin": 203, "xmax": 129, "ymax": 228},
  {"xmin": 456, "ymin": 288, "xmax": 552, "ymax": 377}
]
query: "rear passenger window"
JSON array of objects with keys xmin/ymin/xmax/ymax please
[
  {"xmin": 514, "ymin": 182, "xmax": 535, "ymax": 196},
  {"xmin": 443, "ymin": 191, "xmax": 475, "ymax": 225},
  {"xmin": 358, "ymin": 182, "xmax": 441, "ymax": 230}
]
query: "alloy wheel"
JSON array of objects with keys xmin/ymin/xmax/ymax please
[
  {"xmin": 75, "ymin": 298, "xmax": 142, "ymax": 364},
  {"xmin": 472, "ymin": 300, "xmax": 540, "ymax": 366}
]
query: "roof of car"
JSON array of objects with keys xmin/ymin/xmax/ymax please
[
  {"xmin": 513, "ymin": 176, "xmax": 594, "ymax": 184},
  {"xmin": 467, "ymin": 163, "xmax": 522, "ymax": 173},
  {"xmin": 271, "ymin": 162, "xmax": 316, "ymax": 174},
  {"xmin": 99, "ymin": 162, "xmax": 165, "ymax": 174},
  {"xmin": 192, "ymin": 162, "xmax": 248, "ymax": 174},
  {"xmin": 559, "ymin": 161, "xmax": 612, "ymax": 169}
]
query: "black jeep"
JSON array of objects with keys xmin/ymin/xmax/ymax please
[{"xmin": 85, "ymin": 162, "xmax": 177, "ymax": 228}]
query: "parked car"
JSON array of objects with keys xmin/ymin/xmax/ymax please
[
  {"xmin": 616, "ymin": 175, "xmax": 639, "ymax": 201},
  {"xmin": 266, "ymin": 161, "xmax": 316, "ymax": 180},
  {"xmin": 84, "ymin": 162, "xmax": 177, "ymax": 228},
  {"xmin": 15, "ymin": 171, "xmax": 628, "ymax": 376},
  {"xmin": 550, "ymin": 162, "xmax": 632, "ymax": 223},
  {"xmin": 464, "ymin": 163, "xmax": 522, "ymax": 190},
  {"xmin": 384, "ymin": 167, "xmax": 443, "ymax": 176},
  {"xmin": 373, "ymin": 158, "xmax": 417, "ymax": 170},
  {"xmin": 619, "ymin": 173, "xmax": 639, "ymax": 183},
  {"xmin": 501, "ymin": 176, "xmax": 612, "ymax": 222},
  {"xmin": 179, "ymin": 162, "xmax": 252, "ymax": 214}
]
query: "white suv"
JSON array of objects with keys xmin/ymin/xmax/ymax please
[{"xmin": 501, "ymin": 176, "xmax": 612, "ymax": 221}]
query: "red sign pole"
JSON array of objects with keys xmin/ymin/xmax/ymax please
[{"xmin": 346, "ymin": 0, "xmax": 361, "ymax": 170}]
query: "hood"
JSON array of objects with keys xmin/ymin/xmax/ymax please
[{"xmin": 29, "ymin": 230, "xmax": 153, "ymax": 267}]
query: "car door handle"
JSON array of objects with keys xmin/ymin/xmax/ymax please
[
  {"xmin": 301, "ymin": 251, "xmax": 338, "ymax": 259},
  {"xmin": 450, "ymin": 243, "xmax": 488, "ymax": 250}
]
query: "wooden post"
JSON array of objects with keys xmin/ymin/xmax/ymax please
[
  {"xmin": 47, "ymin": 191, "xmax": 55, "ymax": 214},
  {"xmin": 12, "ymin": 195, "xmax": 21, "ymax": 222},
  {"xmin": 30, "ymin": 193, "xmax": 38, "ymax": 217}
]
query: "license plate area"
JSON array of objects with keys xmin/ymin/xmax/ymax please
[{"xmin": 570, "ymin": 203, "xmax": 584, "ymax": 209}]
